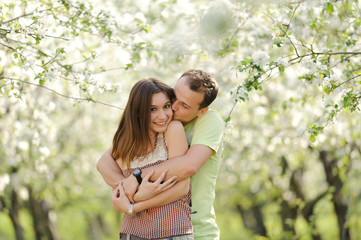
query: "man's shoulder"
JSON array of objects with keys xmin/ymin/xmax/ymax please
[{"xmin": 196, "ymin": 109, "xmax": 225, "ymax": 126}]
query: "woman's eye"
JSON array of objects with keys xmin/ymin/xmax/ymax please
[
  {"xmin": 164, "ymin": 104, "xmax": 171, "ymax": 109},
  {"xmin": 150, "ymin": 108, "xmax": 157, "ymax": 112}
]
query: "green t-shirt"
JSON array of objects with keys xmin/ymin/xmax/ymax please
[{"xmin": 184, "ymin": 109, "xmax": 225, "ymax": 239}]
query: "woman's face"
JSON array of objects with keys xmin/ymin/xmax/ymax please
[{"xmin": 149, "ymin": 92, "xmax": 173, "ymax": 137}]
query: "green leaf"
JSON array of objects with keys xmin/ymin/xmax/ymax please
[
  {"xmin": 278, "ymin": 65, "xmax": 285, "ymax": 72},
  {"xmin": 323, "ymin": 86, "xmax": 331, "ymax": 94},
  {"xmin": 147, "ymin": 49, "xmax": 152, "ymax": 58},
  {"xmin": 14, "ymin": 53, "xmax": 18, "ymax": 59},
  {"xmin": 324, "ymin": 70, "xmax": 330, "ymax": 77},
  {"xmin": 38, "ymin": 51, "xmax": 47, "ymax": 57},
  {"xmin": 125, "ymin": 63, "xmax": 133, "ymax": 70},
  {"xmin": 273, "ymin": 39, "xmax": 282, "ymax": 47},
  {"xmin": 309, "ymin": 135, "xmax": 316, "ymax": 142},
  {"xmin": 327, "ymin": 2, "xmax": 334, "ymax": 14},
  {"xmin": 176, "ymin": 55, "xmax": 183, "ymax": 63},
  {"xmin": 316, "ymin": 126, "xmax": 324, "ymax": 131}
]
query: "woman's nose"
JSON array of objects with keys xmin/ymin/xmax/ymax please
[{"xmin": 158, "ymin": 109, "xmax": 167, "ymax": 119}]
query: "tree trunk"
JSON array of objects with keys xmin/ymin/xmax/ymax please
[
  {"xmin": 88, "ymin": 214, "xmax": 104, "ymax": 240},
  {"xmin": 302, "ymin": 193, "xmax": 326, "ymax": 240},
  {"xmin": 279, "ymin": 199, "xmax": 298, "ymax": 240},
  {"xmin": 290, "ymin": 170, "xmax": 325, "ymax": 240},
  {"xmin": 28, "ymin": 188, "xmax": 60, "ymax": 240},
  {"xmin": 236, "ymin": 203, "xmax": 267, "ymax": 237},
  {"xmin": 8, "ymin": 190, "xmax": 25, "ymax": 240},
  {"xmin": 319, "ymin": 150, "xmax": 350, "ymax": 240}
]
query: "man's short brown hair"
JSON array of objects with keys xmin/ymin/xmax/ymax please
[{"xmin": 180, "ymin": 69, "xmax": 218, "ymax": 109}]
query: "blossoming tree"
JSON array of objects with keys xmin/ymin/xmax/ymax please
[{"xmin": 1, "ymin": 0, "xmax": 360, "ymax": 239}]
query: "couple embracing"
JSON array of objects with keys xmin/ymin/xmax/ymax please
[{"xmin": 97, "ymin": 69, "xmax": 225, "ymax": 240}]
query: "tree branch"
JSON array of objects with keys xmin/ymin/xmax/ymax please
[
  {"xmin": 224, "ymin": 23, "xmax": 243, "ymax": 51},
  {"xmin": 2, "ymin": 77, "xmax": 123, "ymax": 110},
  {"xmin": 336, "ymin": 74, "xmax": 361, "ymax": 88},
  {"xmin": 289, "ymin": 51, "xmax": 361, "ymax": 62},
  {"xmin": 2, "ymin": 8, "xmax": 54, "ymax": 24},
  {"xmin": 284, "ymin": 2, "xmax": 301, "ymax": 35}
]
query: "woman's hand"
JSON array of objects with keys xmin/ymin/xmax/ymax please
[
  {"xmin": 133, "ymin": 169, "xmax": 177, "ymax": 202},
  {"xmin": 112, "ymin": 182, "xmax": 130, "ymax": 213}
]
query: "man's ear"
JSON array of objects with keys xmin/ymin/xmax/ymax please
[{"xmin": 197, "ymin": 107, "xmax": 209, "ymax": 118}]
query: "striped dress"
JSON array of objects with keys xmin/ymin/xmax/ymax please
[{"xmin": 120, "ymin": 133, "xmax": 193, "ymax": 239}]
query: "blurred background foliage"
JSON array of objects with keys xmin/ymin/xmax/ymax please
[{"xmin": 1, "ymin": 0, "xmax": 361, "ymax": 239}]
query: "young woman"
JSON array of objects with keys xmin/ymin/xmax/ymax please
[{"xmin": 111, "ymin": 78, "xmax": 193, "ymax": 240}]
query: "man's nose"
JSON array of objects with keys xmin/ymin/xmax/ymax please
[{"xmin": 172, "ymin": 101, "xmax": 178, "ymax": 111}]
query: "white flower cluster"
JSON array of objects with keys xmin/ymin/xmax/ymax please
[
  {"xmin": 0, "ymin": 6, "xmax": 5, "ymax": 19},
  {"xmin": 321, "ymin": 74, "xmax": 340, "ymax": 89},
  {"xmin": 74, "ymin": 77, "xmax": 121, "ymax": 95},
  {"xmin": 275, "ymin": 57, "xmax": 287, "ymax": 67},
  {"xmin": 303, "ymin": 58, "xmax": 328, "ymax": 74},
  {"xmin": 301, "ymin": 58, "xmax": 331, "ymax": 86},
  {"xmin": 24, "ymin": 10, "xmax": 48, "ymax": 39},
  {"xmin": 335, "ymin": 88, "xmax": 352, "ymax": 108},
  {"xmin": 253, "ymin": 51, "xmax": 270, "ymax": 69},
  {"xmin": 45, "ymin": 69, "xmax": 60, "ymax": 81},
  {"xmin": 231, "ymin": 85, "xmax": 249, "ymax": 103},
  {"xmin": 0, "ymin": 174, "xmax": 10, "ymax": 193}
]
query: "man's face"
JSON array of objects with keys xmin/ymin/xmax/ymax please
[{"xmin": 172, "ymin": 77, "xmax": 206, "ymax": 125}]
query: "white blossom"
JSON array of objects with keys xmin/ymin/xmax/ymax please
[
  {"xmin": 45, "ymin": 69, "xmax": 60, "ymax": 81},
  {"xmin": 88, "ymin": 84, "xmax": 95, "ymax": 95},
  {"xmin": 18, "ymin": 141, "xmax": 29, "ymax": 151},
  {"xmin": 275, "ymin": 57, "xmax": 287, "ymax": 66},
  {"xmin": 253, "ymin": 51, "xmax": 270, "ymax": 68},
  {"xmin": 39, "ymin": 146, "xmax": 50, "ymax": 157},
  {"xmin": 105, "ymin": 82, "xmax": 113, "ymax": 91},
  {"xmin": 322, "ymin": 77, "xmax": 332, "ymax": 88},
  {"xmin": 18, "ymin": 187, "xmax": 29, "ymax": 200},
  {"xmin": 231, "ymin": 85, "xmax": 249, "ymax": 102},
  {"xmin": 135, "ymin": 12, "xmax": 147, "ymax": 22},
  {"xmin": 0, "ymin": 174, "xmax": 10, "ymax": 192}
]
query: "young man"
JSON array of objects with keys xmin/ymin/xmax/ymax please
[{"xmin": 97, "ymin": 69, "xmax": 225, "ymax": 239}]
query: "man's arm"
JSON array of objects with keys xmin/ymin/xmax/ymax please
[
  {"xmin": 96, "ymin": 147, "xmax": 125, "ymax": 189},
  {"xmin": 112, "ymin": 178, "xmax": 190, "ymax": 213},
  {"xmin": 123, "ymin": 111, "xmax": 225, "ymax": 198},
  {"xmin": 122, "ymin": 144, "xmax": 212, "ymax": 201},
  {"xmin": 142, "ymin": 111, "xmax": 224, "ymax": 182},
  {"xmin": 133, "ymin": 178, "xmax": 190, "ymax": 213},
  {"xmin": 144, "ymin": 144, "xmax": 213, "ymax": 181}
]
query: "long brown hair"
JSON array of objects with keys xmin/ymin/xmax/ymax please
[{"xmin": 112, "ymin": 78, "xmax": 175, "ymax": 168}]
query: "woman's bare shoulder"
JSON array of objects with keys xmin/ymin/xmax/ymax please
[{"xmin": 165, "ymin": 120, "xmax": 184, "ymax": 135}]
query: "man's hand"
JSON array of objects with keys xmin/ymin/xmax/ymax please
[
  {"xmin": 111, "ymin": 182, "xmax": 130, "ymax": 213},
  {"xmin": 133, "ymin": 169, "xmax": 177, "ymax": 202},
  {"xmin": 122, "ymin": 174, "xmax": 140, "ymax": 203}
]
